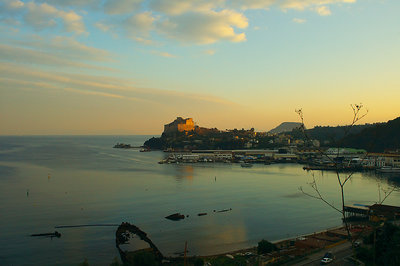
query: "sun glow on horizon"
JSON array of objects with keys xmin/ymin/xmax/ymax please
[{"xmin": 0, "ymin": 0, "xmax": 399, "ymax": 135}]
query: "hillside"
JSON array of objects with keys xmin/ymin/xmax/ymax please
[
  {"xmin": 269, "ymin": 122, "xmax": 302, "ymax": 134},
  {"xmin": 341, "ymin": 116, "xmax": 400, "ymax": 152}
]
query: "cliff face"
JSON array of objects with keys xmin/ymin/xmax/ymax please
[{"xmin": 269, "ymin": 122, "xmax": 302, "ymax": 134}]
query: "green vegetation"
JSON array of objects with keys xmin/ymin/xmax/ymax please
[
  {"xmin": 125, "ymin": 250, "xmax": 159, "ymax": 266},
  {"xmin": 193, "ymin": 257, "xmax": 204, "ymax": 266},
  {"xmin": 341, "ymin": 117, "xmax": 400, "ymax": 152},
  {"xmin": 257, "ymin": 239, "xmax": 277, "ymax": 254},
  {"xmin": 78, "ymin": 258, "xmax": 89, "ymax": 266},
  {"xmin": 357, "ymin": 223, "xmax": 400, "ymax": 265},
  {"xmin": 109, "ymin": 257, "xmax": 122, "ymax": 266},
  {"xmin": 289, "ymin": 124, "xmax": 373, "ymax": 145}
]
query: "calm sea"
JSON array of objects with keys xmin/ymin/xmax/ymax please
[{"xmin": 0, "ymin": 136, "xmax": 399, "ymax": 265}]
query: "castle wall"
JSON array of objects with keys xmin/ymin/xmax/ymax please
[{"xmin": 164, "ymin": 117, "xmax": 195, "ymax": 134}]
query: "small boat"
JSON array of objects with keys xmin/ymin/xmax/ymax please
[
  {"xmin": 197, "ymin": 213, "xmax": 207, "ymax": 216},
  {"xmin": 165, "ymin": 213, "xmax": 185, "ymax": 221},
  {"xmin": 241, "ymin": 162, "xmax": 253, "ymax": 168}
]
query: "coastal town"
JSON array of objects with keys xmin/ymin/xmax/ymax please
[
  {"xmin": 116, "ymin": 117, "xmax": 400, "ymax": 173},
  {"xmin": 108, "ymin": 117, "xmax": 400, "ymax": 265},
  {"xmin": 110, "ymin": 116, "xmax": 400, "ymax": 264}
]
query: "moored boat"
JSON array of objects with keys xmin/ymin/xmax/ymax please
[
  {"xmin": 377, "ymin": 166, "xmax": 400, "ymax": 173},
  {"xmin": 241, "ymin": 162, "xmax": 253, "ymax": 168}
]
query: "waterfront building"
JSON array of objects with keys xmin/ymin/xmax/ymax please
[{"xmin": 364, "ymin": 153, "xmax": 400, "ymax": 168}]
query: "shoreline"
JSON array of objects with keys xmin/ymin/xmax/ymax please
[
  {"xmin": 165, "ymin": 225, "xmax": 347, "ymax": 260},
  {"xmin": 161, "ymin": 224, "xmax": 369, "ymax": 265}
]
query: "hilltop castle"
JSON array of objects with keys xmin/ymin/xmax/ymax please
[{"xmin": 163, "ymin": 117, "xmax": 195, "ymax": 135}]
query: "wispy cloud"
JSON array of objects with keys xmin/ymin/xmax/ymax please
[
  {"xmin": 0, "ymin": 43, "xmax": 113, "ymax": 71},
  {"xmin": 134, "ymin": 36, "xmax": 157, "ymax": 45},
  {"xmin": 293, "ymin": 18, "xmax": 306, "ymax": 24},
  {"xmin": 151, "ymin": 50, "xmax": 177, "ymax": 58},
  {"xmin": 63, "ymin": 88, "xmax": 126, "ymax": 99},
  {"xmin": 10, "ymin": 35, "xmax": 111, "ymax": 61},
  {"xmin": 0, "ymin": 62, "xmax": 235, "ymax": 107},
  {"xmin": 204, "ymin": 49, "xmax": 216, "ymax": 55}
]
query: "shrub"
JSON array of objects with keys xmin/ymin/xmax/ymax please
[{"xmin": 257, "ymin": 239, "xmax": 277, "ymax": 254}]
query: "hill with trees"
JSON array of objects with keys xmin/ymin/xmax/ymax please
[{"xmin": 340, "ymin": 116, "xmax": 400, "ymax": 152}]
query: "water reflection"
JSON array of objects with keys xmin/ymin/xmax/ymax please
[
  {"xmin": 361, "ymin": 171, "xmax": 400, "ymax": 188},
  {"xmin": 174, "ymin": 165, "xmax": 194, "ymax": 181}
]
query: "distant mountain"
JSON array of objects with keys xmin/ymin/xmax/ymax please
[
  {"xmin": 341, "ymin": 117, "xmax": 400, "ymax": 152},
  {"xmin": 269, "ymin": 122, "xmax": 302, "ymax": 134}
]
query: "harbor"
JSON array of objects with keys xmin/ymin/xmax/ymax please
[{"xmin": 154, "ymin": 148, "xmax": 400, "ymax": 175}]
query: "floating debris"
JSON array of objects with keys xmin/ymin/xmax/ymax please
[
  {"xmin": 55, "ymin": 224, "xmax": 118, "ymax": 228},
  {"xmin": 31, "ymin": 231, "xmax": 61, "ymax": 238},
  {"xmin": 198, "ymin": 213, "xmax": 207, "ymax": 216},
  {"xmin": 217, "ymin": 208, "xmax": 232, "ymax": 213},
  {"xmin": 165, "ymin": 213, "xmax": 185, "ymax": 221}
]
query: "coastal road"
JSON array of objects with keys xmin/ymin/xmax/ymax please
[{"xmin": 293, "ymin": 242, "xmax": 359, "ymax": 266}]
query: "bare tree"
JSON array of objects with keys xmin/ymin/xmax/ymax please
[{"xmin": 296, "ymin": 104, "xmax": 370, "ymax": 244}]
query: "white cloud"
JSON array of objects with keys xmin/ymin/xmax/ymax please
[
  {"xmin": 315, "ymin": 6, "xmax": 331, "ymax": 16},
  {"xmin": 293, "ymin": 18, "xmax": 306, "ymax": 24},
  {"xmin": 231, "ymin": 0, "xmax": 356, "ymax": 13},
  {"xmin": 231, "ymin": 0, "xmax": 275, "ymax": 10},
  {"xmin": 1, "ymin": 0, "xmax": 357, "ymax": 45},
  {"xmin": 0, "ymin": 1, "xmax": 86, "ymax": 34},
  {"xmin": 280, "ymin": 0, "xmax": 356, "ymax": 11},
  {"xmin": 0, "ymin": 0, "xmax": 25, "ymax": 14},
  {"xmin": 125, "ymin": 11, "xmax": 155, "ymax": 35},
  {"xmin": 118, "ymin": 0, "xmax": 355, "ymax": 44},
  {"xmin": 7, "ymin": 0, "xmax": 24, "ymax": 9},
  {"xmin": 22, "ymin": 2, "xmax": 86, "ymax": 34},
  {"xmin": 149, "ymin": 0, "xmax": 223, "ymax": 15},
  {"xmin": 104, "ymin": 0, "xmax": 143, "ymax": 15},
  {"xmin": 156, "ymin": 9, "xmax": 248, "ymax": 44},
  {"xmin": 37, "ymin": 0, "xmax": 100, "ymax": 7}
]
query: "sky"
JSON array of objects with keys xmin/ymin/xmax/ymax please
[{"xmin": 0, "ymin": 0, "xmax": 399, "ymax": 135}]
